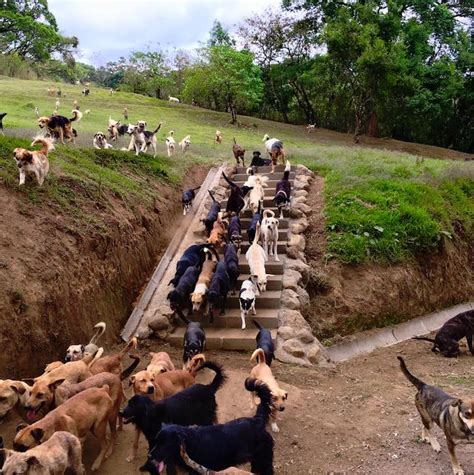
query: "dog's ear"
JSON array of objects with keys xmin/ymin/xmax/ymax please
[
  {"xmin": 10, "ymin": 382, "xmax": 26, "ymax": 395},
  {"xmin": 81, "ymin": 345, "xmax": 85, "ymax": 352},
  {"xmin": 451, "ymin": 399, "xmax": 462, "ymax": 408},
  {"xmin": 22, "ymin": 151, "xmax": 33, "ymax": 162},
  {"xmin": 283, "ymin": 391, "xmax": 288, "ymax": 400},
  {"xmin": 48, "ymin": 378, "xmax": 65, "ymax": 392},
  {"xmin": 26, "ymin": 455, "xmax": 40, "ymax": 466},
  {"xmin": 129, "ymin": 375, "xmax": 135, "ymax": 387},
  {"xmin": 31, "ymin": 428, "xmax": 44, "ymax": 443},
  {"xmin": 16, "ymin": 422, "xmax": 28, "ymax": 433}
]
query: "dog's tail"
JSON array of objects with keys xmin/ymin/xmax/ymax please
[
  {"xmin": 222, "ymin": 172, "xmax": 236, "ymax": 189},
  {"xmin": 192, "ymin": 186, "xmax": 201, "ymax": 192},
  {"xmin": 412, "ymin": 336, "xmax": 436, "ymax": 343},
  {"xmin": 200, "ymin": 361, "xmax": 226, "ymax": 393},
  {"xmin": 120, "ymin": 355, "xmax": 140, "ymax": 380},
  {"xmin": 263, "ymin": 209, "xmax": 275, "ymax": 219},
  {"xmin": 245, "ymin": 378, "xmax": 272, "ymax": 423},
  {"xmin": 70, "ymin": 109, "xmax": 83, "ymax": 122},
  {"xmin": 31, "ymin": 136, "xmax": 54, "ymax": 154},
  {"xmin": 233, "ymin": 137, "xmax": 237, "ymax": 145},
  {"xmin": 250, "ymin": 348, "xmax": 266, "ymax": 365},
  {"xmin": 208, "ymin": 189, "xmax": 217, "ymax": 203},
  {"xmin": 397, "ymin": 357, "xmax": 425, "ymax": 390},
  {"xmin": 152, "ymin": 122, "xmax": 163, "ymax": 134},
  {"xmin": 252, "ymin": 319, "xmax": 263, "ymax": 330},
  {"xmin": 119, "ymin": 337, "xmax": 138, "ymax": 359},
  {"xmin": 253, "ymin": 222, "xmax": 261, "ymax": 246},
  {"xmin": 284, "ymin": 160, "xmax": 291, "ymax": 172},
  {"xmin": 89, "ymin": 321, "xmax": 106, "ymax": 346},
  {"xmin": 88, "ymin": 347, "xmax": 104, "ymax": 367}
]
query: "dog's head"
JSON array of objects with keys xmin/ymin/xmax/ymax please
[
  {"xmin": 137, "ymin": 120, "xmax": 147, "ymax": 131},
  {"xmin": 94, "ymin": 132, "xmax": 107, "ymax": 146},
  {"xmin": 37, "ymin": 117, "xmax": 50, "ymax": 129},
  {"xmin": 65, "ymin": 344, "xmax": 84, "ymax": 362},
  {"xmin": 129, "ymin": 370, "xmax": 155, "ymax": 396},
  {"xmin": 13, "ymin": 424, "xmax": 46, "ymax": 452},
  {"xmin": 127, "ymin": 124, "xmax": 137, "ymax": 135},
  {"xmin": 0, "ymin": 447, "xmax": 47, "ymax": 475},
  {"xmin": 120, "ymin": 394, "xmax": 155, "ymax": 425},
  {"xmin": 191, "ymin": 290, "xmax": 206, "ymax": 312},
  {"xmin": 434, "ymin": 341, "xmax": 460, "ymax": 358},
  {"xmin": 453, "ymin": 399, "xmax": 474, "ymax": 434},
  {"xmin": 25, "ymin": 378, "xmax": 64, "ymax": 421},
  {"xmin": 0, "ymin": 381, "xmax": 29, "ymax": 420},
  {"xmin": 271, "ymin": 388, "xmax": 288, "ymax": 413},
  {"xmin": 13, "ymin": 148, "xmax": 33, "ymax": 169},
  {"xmin": 265, "ymin": 216, "xmax": 279, "ymax": 231},
  {"xmin": 144, "ymin": 426, "xmax": 185, "ymax": 474}
]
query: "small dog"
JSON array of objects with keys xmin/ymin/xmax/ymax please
[
  {"xmin": 138, "ymin": 121, "xmax": 162, "ymax": 157},
  {"xmin": 413, "ymin": 310, "xmax": 474, "ymax": 357},
  {"xmin": 169, "ymin": 96, "xmax": 180, "ymax": 103},
  {"xmin": 0, "ymin": 112, "xmax": 7, "ymax": 135},
  {"xmin": 203, "ymin": 191, "xmax": 221, "ymax": 236},
  {"xmin": 13, "ymin": 137, "xmax": 53, "ymax": 186},
  {"xmin": 254, "ymin": 320, "xmax": 275, "ymax": 366},
  {"xmin": 65, "ymin": 321, "xmax": 106, "ymax": 362},
  {"xmin": 142, "ymin": 378, "xmax": 273, "ymax": 475},
  {"xmin": 232, "ymin": 138, "xmax": 245, "ymax": 166},
  {"xmin": 182, "ymin": 186, "xmax": 201, "ymax": 215},
  {"xmin": 274, "ymin": 161, "xmax": 292, "ymax": 218},
  {"xmin": 245, "ymin": 222, "xmax": 268, "ymax": 292},
  {"xmin": 250, "ymin": 348, "xmax": 287, "ymax": 433},
  {"xmin": 166, "ymin": 131, "xmax": 176, "ymax": 157},
  {"xmin": 306, "ymin": 124, "xmax": 316, "ymax": 132},
  {"xmin": 208, "ymin": 261, "xmax": 230, "ymax": 321},
  {"xmin": 37, "ymin": 110, "xmax": 81, "ymax": 144},
  {"xmin": 108, "ymin": 117, "xmax": 129, "ymax": 140},
  {"xmin": 215, "ymin": 130, "xmax": 223, "ymax": 144},
  {"xmin": 183, "ymin": 320, "xmax": 206, "ymax": 368},
  {"xmin": 179, "ymin": 135, "xmax": 191, "ymax": 153},
  {"xmin": 93, "ymin": 132, "xmax": 113, "ymax": 149},
  {"xmin": 262, "ymin": 134, "xmax": 285, "ymax": 173},
  {"xmin": 127, "ymin": 124, "xmax": 147, "ymax": 155},
  {"xmin": 208, "ymin": 213, "xmax": 228, "ymax": 248},
  {"xmin": 247, "ymin": 202, "xmax": 262, "ymax": 245},
  {"xmin": 239, "ymin": 279, "xmax": 258, "ymax": 330},
  {"xmin": 222, "ymin": 172, "xmax": 245, "ymax": 215},
  {"xmin": 247, "ymin": 175, "xmax": 268, "ymax": 214},
  {"xmin": 191, "ymin": 258, "xmax": 217, "ymax": 312},
  {"xmin": 261, "ymin": 209, "xmax": 280, "ymax": 261},
  {"xmin": 1, "ymin": 431, "xmax": 85, "ymax": 475},
  {"xmin": 250, "ymin": 150, "xmax": 272, "ymax": 168},
  {"xmin": 398, "ymin": 356, "xmax": 474, "ymax": 475},
  {"xmin": 227, "ymin": 215, "xmax": 243, "ymax": 251},
  {"xmin": 224, "ymin": 243, "xmax": 240, "ymax": 294},
  {"xmin": 168, "ymin": 265, "xmax": 201, "ymax": 317}
]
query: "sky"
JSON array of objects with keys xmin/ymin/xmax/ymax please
[{"xmin": 48, "ymin": 0, "xmax": 281, "ymax": 65}]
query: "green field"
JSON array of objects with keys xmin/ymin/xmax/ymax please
[{"xmin": 1, "ymin": 76, "xmax": 473, "ymax": 264}]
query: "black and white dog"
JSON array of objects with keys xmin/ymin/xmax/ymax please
[
  {"xmin": 227, "ymin": 215, "xmax": 243, "ymax": 252},
  {"xmin": 239, "ymin": 278, "xmax": 258, "ymax": 330},
  {"xmin": 182, "ymin": 187, "xmax": 201, "ymax": 215},
  {"xmin": 274, "ymin": 160, "xmax": 292, "ymax": 218},
  {"xmin": 183, "ymin": 320, "xmax": 206, "ymax": 367},
  {"xmin": 0, "ymin": 112, "xmax": 6, "ymax": 135}
]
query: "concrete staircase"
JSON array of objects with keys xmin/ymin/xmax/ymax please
[{"xmin": 168, "ymin": 164, "xmax": 294, "ymax": 350}]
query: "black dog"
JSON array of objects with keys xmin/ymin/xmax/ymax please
[
  {"xmin": 142, "ymin": 378, "xmax": 274, "ymax": 475},
  {"xmin": 203, "ymin": 190, "xmax": 221, "ymax": 236},
  {"xmin": 208, "ymin": 261, "xmax": 230, "ymax": 322},
  {"xmin": 413, "ymin": 310, "xmax": 474, "ymax": 357},
  {"xmin": 0, "ymin": 112, "xmax": 6, "ymax": 135},
  {"xmin": 222, "ymin": 172, "xmax": 245, "ymax": 215},
  {"xmin": 247, "ymin": 203, "xmax": 262, "ymax": 244},
  {"xmin": 227, "ymin": 215, "xmax": 243, "ymax": 251},
  {"xmin": 253, "ymin": 320, "xmax": 275, "ymax": 366},
  {"xmin": 250, "ymin": 151, "xmax": 272, "ymax": 168},
  {"xmin": 167, "ymin": 266, "xmax": 200, "ymax": 318},
  {"xmin": 224, "ymin": 243, "xmax": 240, "ymax": 294},
  {"xmin": 120, "ymin": 361, "xmax": 225, "ymax": 451},
  {"xmin": 182, "ymin": 186, "xmax": 201, "ymax": 215},
  {"xmin": 183, "ymin": 320, "xmax": 206, "ymax": 365},
  {"xmin": 169, "ymin": 244, "xmax": 217, "ymax": 288},
  {"xmin": 274, "ymin": 167, "xmax": 291, "ymax": 218}
]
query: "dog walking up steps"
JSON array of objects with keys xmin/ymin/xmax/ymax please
[
  {"xmin": 239, "ymin": 279, "xmax": 257, "ymax": 330},
  {"xmin": 398, "ymin": 356, "xmax": 474, "ymax": 475}
]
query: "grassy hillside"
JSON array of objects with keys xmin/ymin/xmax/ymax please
[{"xmin": 1, "ymin": 75, "xmax": 472, "ymax": 264}]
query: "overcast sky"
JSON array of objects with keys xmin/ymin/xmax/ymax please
[{"xmin": 48, "ymin": 0, "xmax": 281, "ymax": 65}]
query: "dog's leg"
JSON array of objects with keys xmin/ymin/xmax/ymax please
[
  {"xmin": 270, "ymin": 413, "xmax": 280, "ymax": 433},
  {"xmin": 126, "ymin": 428, "xmax": 141, "ymax": 462},
  {"xmin": 416, "ymin": 398, "xmax": 441, "ymax": 452},
  {"xmin": 241, "ymin": 309, "xmax": 246, "ymax": 330},
  {"xmin": 90, "ymin": 416, "xmax": 110, "ymax": 471},
  {"xmin": 69, "ymin": 439, "xmax": 86, "ymax": 475},
  {"xmin": 19, "ymin": 169, "xmax": 26, "ymax": 186},
  {"xmin": 466, "ymin": 334, "xmax": 474, "ymax": 355},
  {"xmin": 446, "ymin": 437, "xmax": 464, "ymax": 475},
  {"xmin": 106, "ymin": 412, "xmax": 118, "ymax": 458},
  {"xmin": 274, "ymin": 237, "xmax": 279, "ymax": 262},
  {"xmin": 252, "ymin": 301, "xmax": 257, "ymax": 315}
]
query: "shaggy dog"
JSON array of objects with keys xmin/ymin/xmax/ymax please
[
  {"xmin": 13, "ymin": 137, "xmax": 53, "ymax": 186},
  {"xmin": 93, "ymin": 132, "xmax": 113, "ymax": 149},
  {"xmin": 262, "ymin": 134, "xmax": 285, "ymax": 173},
  {"xmin": 142, "ymin": 378, "xmax": 274, "ymax": 475},
  {"xmin": 37, "ymin": 110, "xmax": 81, "ymax": 144}
]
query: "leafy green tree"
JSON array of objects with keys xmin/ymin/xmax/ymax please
[{"xmin": 208, "ymin": 20, "xmax": 235, "ymax": 47}]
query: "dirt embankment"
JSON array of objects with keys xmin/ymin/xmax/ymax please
[
  {"xmin": 0, "ymin": 167, "xmax": 208, "ymax": 378},
  {"xmin": 304, "ymin": 176, "xmax": 474, "ymax": 342}
]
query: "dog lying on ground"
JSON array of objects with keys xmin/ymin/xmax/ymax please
[
  {"xmin": 182, "ymin": 186, "xmax": 201, "ymax": 215},
  {"xmin": 413, "ymin": 310, "xmax": 474, "ymax": 357},
  {"xmin": 246, "ymin": 222, "xmax": 269, "ymax": 292},
  {"xmin": 37, "ymin": 110, "xmax": 81, "ymax": 144},
  {"xmin": 232, "ymin": 138, "xmax": 245, "ymax": 166},
  {"xmin": 183, "ymin": 320, "xmax": 206, "ymax": 368},
  {"xmin": 224, "ymin": 243, "xmax": 240, "ymax": 294},
  {"xmin": 261, "ymin": 209, "xmax": 280, "ymax": 261},
  {"xmin": 147, "ymin": 352, "xmax": 175, "ymax": 377},
  {"xmin": 239, "ymin": 279, "xmax": 258, "ymax": 330},
  {"xmin": 204, "ymin": 191, "xmax": 221, "ymax": 236},
  {"xmin": 168, "ymin": 265, "xmax": 201, "ymax": 318},
  {"xmin": 93, "ymin": 132, "xmax": 113, "ymax": 149},
  {"xmin": 65, "ymin": 321, "xmax": 106, "ymax": 362},
  {"xmin": 121, "ymin": 361, "xmax": 225, "ymax": 460},
  {"xmin": 247, "ymin": 203, "xmax": 262, "ymax": 245},
  {"xmin": 179, "ymin": 135, "xmax": 191, "ymax": 153},
  {"xmin": 138, "ymin": 121, "xmax": 162, "ymax": 157},
  {"xmin": 254, "ymin": 320, "xmax": 275, "ymax": 366},
  {"xmin": 228, "ymin": 215, "xmax": 243, "ymax": 252},
  {"xmin": 166, "ymin": 131, "xmax": 176, "ymax": 157},
  {"xmin": 13, "ymin": 137, "xmax": 53, "ymax": 186},
  {"xmin": 274, "ymin": 161, "xmax": 292, "ymax": 218},
  {"xmin": 249, "ymin": 349, "xmax": 287, "ymax": 433},
  {"xmin": 0, "ymin": 380, "xmax": 31, "ymax": 420},
  {"xmin": 191, "ymin": 258, "xmax": 217, "ymax": 312},
  {"xmin": 0, "ymin": 112, "xmax": 6, "ymax": 135},
  {"xmin": 15, "ymin": 387, "xmax": 114, "ymax": 471},
  {"xmin": 208, "ymin": 214, "xmax": 228, "ymax": 248},
  {"xmin": 398, "ymin": 356, "xmax": 474, "ymax": 475},
  {"xmin": 1, "ymin": 431, "xmax": 85, "ymax": 475},
  {"xmin": 208, "ymin": 261, "xmax": 230, "ymax": 322},
  {"xmin": 222, "ymin": 172, "xmax": 246, "ymax": 215},
  {"xmin": 250, "ymin": 150, "xmax": 272, "ymax": 169},
  {"xmin": 142, "ymin": 378, "xmax": 273, "ymax": 475}
]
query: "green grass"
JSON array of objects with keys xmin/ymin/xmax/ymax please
[{"xmin": 0, "ymin": 75, "xmax": 473, "ymax": 263}]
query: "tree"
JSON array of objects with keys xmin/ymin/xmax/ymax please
[
  {"xmin": 208, "ymin": 20, "xmax": 235, "ymax": 47},
  {"xmin": 0, "ymin": 0, "xmax": 78, "ymax": 61}
]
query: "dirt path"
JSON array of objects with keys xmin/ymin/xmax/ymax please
[{"xmin": 3, "ymin": 338, "xmax": 474, "ymax": 474}]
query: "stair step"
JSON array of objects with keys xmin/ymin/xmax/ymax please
[
  {"xmin": 175, "ymin": 308, "xmax": 279, "ymax": 329},
  {"xmin": 237, "ymin": 274, "xmax": 282, "ymax": 291},
  {"xmin": 232, "ymin": 172, "xmax": 296, "ymax": 181},
  {"xmin": 240, "ymin": 241, "xmax": 287, "ymax": 253},
  {"xmin": 232, "ymin": 179, "xmax": 295, "ymax": 187},
  {"xmin": 222, "ymin": 201, "xmax": 288, "ymax": 216},
  {"xmin": 236, "ymin": 165, "xmax": 295, "ymax": 174},
  {"xmin": 169, "ymin": 327, "xmax": 278, "ymax": 350},
  {"xmin": 227, "ymin": 290, "xmax": 281, "ymax": 309}
]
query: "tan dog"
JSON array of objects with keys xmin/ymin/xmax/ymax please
[
  {"xmin": 14, "ymin": 387, "xmax": 114, "ymax": 471},
  {"xmin": 245, "ymin": 222, "xmax": 269, "ymax": 292},
  {"xmin": 215, "ymin": 130, "xmax": 223, "ymax": 144},
  {"xmin": 207, "ymin": 214, "xmax": 227, "ymax": 247},
  {"xmin": 249, "ymin": 348, "xmax": 287, "ymax": 433},
  {"xmin": 191, "ymin": 259, "xmax": 216, "ymax": 312},
  {"xmin": 0, "ymin": 380, "xmax": 31, "ymax": 420},
  {"xmin": 13, "ymin": 137, "xmax": 53, "ymax": 186},
  {"xmin": 1, "ymin": 431, "xmax": 85, "ymax": 475},
  {"xmin": 147, "ymin": 352, "xmax": 175, "ymax": 377}
]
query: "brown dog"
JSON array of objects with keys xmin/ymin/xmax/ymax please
[
  {"xmin": 37, "ymin": 111, "xmax": 81, "ymax": 144},
  {"xmin": 147, "ymin": 352, "xmax": 175, "ymax": 377},
  {"xmin": 13, "ymin": 137, "xmax": 53, "ymax": 186},
  {"xmin": 191, "ymin": 259, "xmax": 216, "ymax": 312},
  {"xmin": 207, "ymin": 214, "xmax": 227, "ymax": 247},
  {"xmin": 1, "ymin": 431, "xmax": 85, "ymax": 474},
  {"xmin": 249, "ymin": 348, "xmax": 287, "ymax": 433},
  {"xmin": 14, "ymin": 387, "xmax": 114, "ymax": 471},
  {"xmin": 0, "ymin": 380, "xmax": 31, "ymax": 420},
  {"xmin": 232, "ymin": 138, "xmax": 245, "ymax": 167}
]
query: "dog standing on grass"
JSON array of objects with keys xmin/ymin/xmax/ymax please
[
  {"xmin": 13, "ymin": 137, "xmax": 53, "ymax": 186},
  {"xmin": 179, "ymin": 135, "xmax": 191, "ymax": 153},
  {"xmin": 166, "ymin": 131, "xmax": 176, "ymax": 157}
]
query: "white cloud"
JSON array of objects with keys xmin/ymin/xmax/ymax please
[{"xmin": 49, "ymin": 0, "xmax": 281, "ymax": 65}]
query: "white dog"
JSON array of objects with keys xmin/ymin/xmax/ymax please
[
  {"xmin": 127, "ymin": 124, "xmax": 146, "ymax": 155},
  {"xmin": 262, "ymin": 209, "xmax": 280, "ymax": 261},
  {"xmin": 247, "ymin": 175, "xmax": 269, "ymax": 214},
  {"xmin": 166, "ymin": 131, "xmax": 176, "ymax": 157},
  {"xmin": 65, "ymin": 322, "xmax": 106, "ymax": 362},
  {"xmin": 13, "ymin": 137, "xmax": 53, "ymax": 186},
  {"xmin": 179, "ymin": 135, "xmax": 191, "ymax": 153},
  {"xmin": 93, "ymin": 132, "xmax": 113, "ymax": 149},
  {"xmin": 239, "ymin": 278, "xmax": 259, "ymax": 330},
  {"xmin": 245, "ymin": 222, "xmax": 269, "ymax": 293},
  {"xmin": 169, "ymin": 96, "xmax": 180, "ymax": 103}
]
